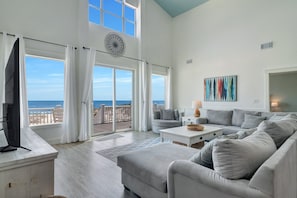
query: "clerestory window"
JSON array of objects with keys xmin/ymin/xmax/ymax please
[{"xmin": 89, "ymin": 0, "xmax": 136, "ymax": 37}]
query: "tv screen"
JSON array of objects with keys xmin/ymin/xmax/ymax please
[{"xmin": 1, "ymin": 38, "xmax": 20, "ymax": 152}]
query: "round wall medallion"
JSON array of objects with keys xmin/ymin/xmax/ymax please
[{"xmin": 104, "ymin": 32, "xmax": 125, "ymax": 57}]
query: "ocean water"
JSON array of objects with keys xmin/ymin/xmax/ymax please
[{"xmin": 28, "ymin": 100, "xmax": 165, "ymax": 109}]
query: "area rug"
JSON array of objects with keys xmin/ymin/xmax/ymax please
[
  {"xmin": 95, "ymin": 133, "xmax": 124, "ymax": 141},
  {"xmin": 96, "ymin": 137, "xmax": 167, "ymax": 163}
]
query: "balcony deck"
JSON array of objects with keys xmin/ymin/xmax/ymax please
[{"xmin": 29, "ymin": 106, "xmax": 132, "ymax": 134}]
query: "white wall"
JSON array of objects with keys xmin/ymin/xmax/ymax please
[
  {"xmin": 141, "ymin": 0, "xmax": 172, "ymax": 67},
  {"xmin": 172, "ymin": 0, "xmax": 297, "ymax": 111},
  {"xmin": 0, "ymin": 0, "xmax": 172, "ymax": 144}
]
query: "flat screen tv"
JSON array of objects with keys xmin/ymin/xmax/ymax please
[{"xmin": 1, "ymin": 38, "xmax": 30, "ymax": 152}]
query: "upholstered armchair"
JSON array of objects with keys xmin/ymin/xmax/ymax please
[{"xmin": 151, "ymin": 109, "xmax": 182, "ymax": 133}]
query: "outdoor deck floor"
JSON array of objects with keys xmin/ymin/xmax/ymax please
[{"xmin": 93, "ymin": 121, "xmax": 132, "ymax": 134}]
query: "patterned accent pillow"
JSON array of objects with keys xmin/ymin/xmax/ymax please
[{"xmin": 162, "ymin": 109, "xmax": 175, "ymax": 120}]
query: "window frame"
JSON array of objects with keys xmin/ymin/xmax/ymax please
[
  {"xmin": 89, "ymin": 0, "xmax": 136, "ymax": 37},
  {"xmin": 25, "ymin": 54, "xmax": 65, "ymax": 127}
]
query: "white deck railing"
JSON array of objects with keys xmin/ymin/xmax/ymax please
[
  {"xmin": 29, "ymin": 105, "xmax": 132, "ymax": 126},
  {"xmin": 93, "ymin": 105, "xmax": 132, "ymax": 124},
  {"xmin": 29, "ymin": 108, "xmax": 55, "ymax": 125}
]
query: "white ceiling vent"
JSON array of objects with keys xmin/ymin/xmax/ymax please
[{"xmin": 261, "ymin": 41, "xmax": 273, "ymax": 50}]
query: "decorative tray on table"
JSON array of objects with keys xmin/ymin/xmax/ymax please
[{"xmin": 187, "ymin": 124, "xmax": 204, "ymax": 131}]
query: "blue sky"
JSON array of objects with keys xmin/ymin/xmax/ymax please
[
  {"xmin": 89, "ymin": 0, "xmax": 135, "ymax": 36},
  {"xmin": 26, "ymin": 57, "xmax": 165, "ymax": 101},
  {"xmin": 26, "ymin": 56, "xmax": 64, "ymax": 101}
]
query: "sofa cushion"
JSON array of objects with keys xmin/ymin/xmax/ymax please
[
  {"xmin": 241, "ymin": 114, "xmax": 266, "ymax": 129},
  {"xmin": 190, "ymin": 134, "xmax": 238, "ymax": 169},
  {"xmin": 212, "ymin": 131, "xmax": 276, "ymax": 179},
  {"xmin": 269, "ymin": 115, "xmax": 285, "ymax": 121},
  {"xmin": 258, "ymin": 120, "xmax": 296, "ymax": 148},
  {"xmin": 117, "ymin": 143, "xmax": 197, "ymax": 193},
  {"xmin": 232, "ymin": 109, "xmax": 260, "ymax": 127},
  {"xmin": 207, "ymin": 110, "xmax": 233, "ymax": 126},
  {"xmin": 161, "ymin": 109, "xmax": 175, "ymax": 120},
  {"xmin": 282, "ymin": 113, "xmax": 297, "ymax": 121},
  {"xmin": 236, "ymin": 128, "xmax": 257, "ymax": 139}
]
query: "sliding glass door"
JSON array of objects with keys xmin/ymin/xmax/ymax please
[
  {"xmin": 115, "ymin": 69, "xmax": 133, "ymax": 131},
  {"xmin": 93, "ymin": 65, "xmax": 133, "ymax": 135}
]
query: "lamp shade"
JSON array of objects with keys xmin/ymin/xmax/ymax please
[
  {"xmin": 271, "ymin": 101, "xmax": 279, "ymax": 107},
  {"xmin": 192, "ymin": 100, "xmax": 202, "ymax": 108}
]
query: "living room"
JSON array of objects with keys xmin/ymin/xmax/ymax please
[{"xmin": 0, "ymin": 0, "xmax": 297, "ymax": 198}]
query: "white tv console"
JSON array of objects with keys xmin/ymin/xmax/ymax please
[{"xmin": 0, "ymin": 127, "xmax": 58, "ymax": 198}]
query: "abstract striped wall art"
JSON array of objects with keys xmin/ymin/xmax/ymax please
[{"xmin": 204, "ymin": 75, "xmax": 237, "ymax": 102}]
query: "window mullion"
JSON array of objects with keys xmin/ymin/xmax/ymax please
[
  {"xmin": 122, "ymin": 2, "xmax": 125, "ymax": 33},
  {"xmin": 100, "ymin": 0, "xmax": 103, "ymax": 25}
]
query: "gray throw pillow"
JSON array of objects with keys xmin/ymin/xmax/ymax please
[
  {"xmin": 269, "ymin": 115, "xmax": 285, "ymax": 121},
  {"xmin": 162, "ymin": 109, "xmax": 174, "ymax": 120},
  {"xmin": 282, "ymin": 113, "xmax": 297, "ymax": 120},
  {"xmin": 257, "ymin": 120, "xmax": 295, "ymax": 148},
  {"xmin": 212, "ymin": 131, "xmax": 276, "ymax": 179},
  {"xmin": 236, "ymin": 128, "xmax": 257, "ymax": 139},
  {"xmin": 241, "ymin": 114, "xmax": 266, "ymax": 129},
  {"xmin": 190, "ymin": 134, "xmax": 238, "ymax": 169},
  {"xmin": 174, "ymin": 109, "xmax": 179, "ymax": 121},
  {"xmin": 153, "ymin": 111, "xmax": 161, "ymax": 119},
  {"xmin": 207, "ymin": 110, "xmax": 233, "ymax": 126},
  {"xmin": 232, "ymin": 109, "xmax": 260, "ymax": 127}
]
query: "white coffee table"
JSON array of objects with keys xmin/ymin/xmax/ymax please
[{"xmin": 160, "ymin": 125, "xmax": 223, "ymax": 147}]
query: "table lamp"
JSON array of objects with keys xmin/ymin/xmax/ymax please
[{"xmin": 192, "ymin": 100, "xmax": 202, "ymax": 117}]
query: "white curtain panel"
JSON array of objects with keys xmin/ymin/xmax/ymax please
[
  {"xmin": 79, "ymin": 48, "xmax": 96, "ymax": 141},
  {"xmin": 1, "ymin": 33, "xmax": 29, "ymax": 128},
  {"xmin": 61, "ymin": 45, "xmax": 79, "ymax": 143},
  {"xmin": 139, "ymin": 62, "xmax": 152, "ymax": 131},
  {"xmin": 166, "ymin": 67, "xmax": 173, "ymax": 109}
]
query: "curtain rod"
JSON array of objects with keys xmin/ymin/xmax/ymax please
[
  {"xmin": 152, "ymin": 63, "xmax": 170, "ymax": 69},
  {"xmin": 0, "ymin": 31, "xmax": 77, "ymax": 49},
  {"xmin": 82, "ymin": 46, "xmax": 146, "ymax": 63}
]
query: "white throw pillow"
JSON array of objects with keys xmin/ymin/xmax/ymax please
[{"xmin": 212, "ymin": 131, "xmax": 276, "ymax": 179}]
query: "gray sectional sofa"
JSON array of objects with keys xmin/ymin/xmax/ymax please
[
  {"xmin": 117, "ymin": 111, "xmax": 297, "ymax": 198},
  {"xmin": 196, "ymin": 109, "xmax": 296, "ymax": 135}
]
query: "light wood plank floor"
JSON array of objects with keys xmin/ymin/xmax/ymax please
[{"xmin": 53, "ymin": 131, "xmax": 158, "ymax": 198}]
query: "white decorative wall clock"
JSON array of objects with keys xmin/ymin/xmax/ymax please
[{"xmin": 104, "ymin": 32, "xmax": 125, "ymax": 57}]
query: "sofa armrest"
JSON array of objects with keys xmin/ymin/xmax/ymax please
[
  {"xmin": 196, "ymin": 117, "xmax": 208, "ymax": 124},
  {"xmin": 168, "ymin": 160, "xmax": 268, "ymax": 198}
]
